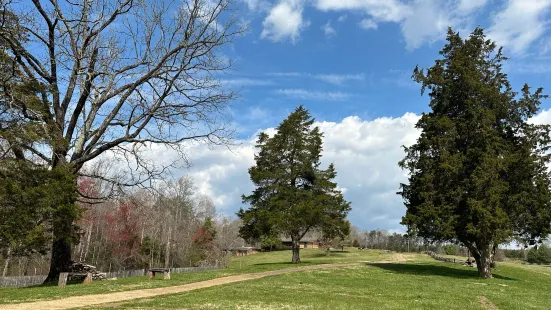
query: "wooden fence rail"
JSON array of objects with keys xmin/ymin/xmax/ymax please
[
  {"xmin": 0, "ymin": 265, "xmax": 221, "ymax": 288},
  {"xmin": 425, "ymin": 250, "xmax": 475, "ymax": 266}
]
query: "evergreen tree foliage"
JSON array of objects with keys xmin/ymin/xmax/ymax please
[
  {"xmin": 238, "ymin": 106, "xmax": 351, "ymax": 263},
  {"xmin": 399, "ymin": 28, "xmax": 551, "ymax": 278},
  {"xmin": 0, "ymin": 161, "xmax": 78, "ymax": 256}
]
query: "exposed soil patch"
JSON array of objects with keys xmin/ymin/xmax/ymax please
[{"xmin": 479, "ymin": 296, "xmax": 499, "ymax": 310}]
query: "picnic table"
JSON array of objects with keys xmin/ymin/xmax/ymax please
[{"xmin": 148, "ymin": 268, "xmax": 171, "ymax": 280}]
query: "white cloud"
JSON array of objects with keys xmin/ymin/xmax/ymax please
[
  {"xmin": 315, "ymin": 73, "xmax": 364, "ymax": 85},
  {"xmin": 269, "ymin": 72, "xmax": 365, "ymax": 85},
  {"xmin": 457, "ymin": 0, "xmax": 489, "ymax": 13},
  {"xmin": 256, "ymin": 0, "xmax": 550, "ymax": 55},
  {"xmin": 487, "ymin": 0, "xmax": 551, "ymax": 56},
  {"xmin": 400, "ymin": 0, "xmax": 453, "ymax": 50},
  {"xmin": 315, "ymin": 0, "xmax": 409, "ymax": 22},
  {"xmin": 276, "ymin": 88, "xmax": 353, "ymax": 100},
  {"xmin": 163, "ymin": 112, "xmax": 422, "ymax": 230},
  {"xmin": 242, "ymin": 0, "xmax": 270, "ymax": 11},
  {"xmin": 311, "ymin": 0, "xmax": 493, "ymax": 51},
  {"xmin": 358, "ymin": 18, "xmax": 377, "ymax": 30},
  {"xmin": 529, "ymin": 108, "xmax": 551, "ymax": 125},
  {"xmin": 221, "ymin": 78, "xmax": 273, "ymax": 87},
  {"xmin": 98, "ymin": 107, "xmax": 551, "ymax": 231},
  {"xmin": 261, "ymin": 0, "xmax": 309, "ymax": 43},
  {"xmin": 322, "ymin": 20, "xmax": 337, "ymax": 37}
]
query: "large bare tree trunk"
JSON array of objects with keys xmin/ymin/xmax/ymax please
[
  {"xmin": 291, "ymin": 239, "xmax": 301, "ymax": 264},
  {"xmin": 45, "ymin": 209, "xmax": 75, "ymax": 282},
  {"xmin": 0, "ymin": 0, "xmax": 242, "ymax": 282}
]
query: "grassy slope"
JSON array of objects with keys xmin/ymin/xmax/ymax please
[
  {"xmin": 91, "ymin": 257, "xmax": 551, "ymax": 310},
  {"xmin": 0, "ymin": 248, "xmax": 391, "ymax": 304}
]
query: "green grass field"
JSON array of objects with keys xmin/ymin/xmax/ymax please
[
  {"xmin": 92, "ymin": 262, "xmax": 551, "ymax": 310},
  {"xmin": 3, "ymin": 249, "xmax": 551, "ymax": 310},
  {"xmin": 0, "ymin": 248, "xmax": 391, "ymax": 305}
]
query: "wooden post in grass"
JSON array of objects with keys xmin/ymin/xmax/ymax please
[
  {"xmin": 58, "ymin": 272, "xmax": 68, "ymax": 287},
  {"xmin": 164, "ymin": 270, "xmax": 171, "ymax": 280},
  {"xmin": 83, "ymin": 273, "xmax": 93, "ymax": 284}
]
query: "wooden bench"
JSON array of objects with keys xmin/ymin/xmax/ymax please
[
  {"xmin": 58, "ymin": 272, "xmax": 93, "ymax": 287},
  {"xmin": 148, "ymin": 268, "xmax": 171, "ymax": 280}
]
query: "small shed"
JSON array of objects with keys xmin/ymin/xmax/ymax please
[{"xmin": 281, "ymin": 238, "xmax": 321, "ymax": 249}]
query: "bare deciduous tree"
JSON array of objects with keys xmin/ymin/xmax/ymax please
[{"xmin": 0, "ymin": 0, "xmax": 243, "ymax": 281}]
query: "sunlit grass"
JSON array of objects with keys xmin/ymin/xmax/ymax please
[
  {"xmin": 0, "ymin": 248, "xmax": 392, "ymax": 304},
  {"xmin": 89, "ymin": 259, "xmax": 551, "ymax": 310}
]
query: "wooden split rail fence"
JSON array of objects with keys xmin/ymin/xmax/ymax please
[
  {"xmin": 0, "ymin": 265, "xmax": 221, "ymax": 288},
  {"xmin": 425, "ymin": 251, "xmax": 475, "ymax": 266}
]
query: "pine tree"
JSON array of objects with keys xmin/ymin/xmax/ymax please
[
  {"xmin": 399, "ymin": 28, "xmax": 551, "ymax": 278},
  {"xmin": 238, "ymin": 106, "xmax": 351, "ymax": 263}
]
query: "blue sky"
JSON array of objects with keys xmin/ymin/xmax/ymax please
[
  {"xmin": 154, "ymin": 0, "xmax": 551, "ymax": 232},
  {"xmin": 219, "ymin": 0, "xmax": 551, "ymax": 139}
]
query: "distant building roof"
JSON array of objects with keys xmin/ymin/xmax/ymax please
[
  {"xmin": 223, "ymin": 247, "xmax": 258, "ymax": 251},
  {"xmin": 281, "ymin": 238, "xmax": 319, "ymax": 243}
]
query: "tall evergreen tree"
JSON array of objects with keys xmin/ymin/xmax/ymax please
[
  {"xmin": 238, "ymin": 106, "xmax": 351, "ymax": 263},
  {"xmin": 399, "ymin": 28, "xmax": 551, "ymax": 278}
]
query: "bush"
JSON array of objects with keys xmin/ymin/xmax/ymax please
[
  {"xmin": 527, "ymin": 245, "xmax": 551, "ymax": 264},
  {"xmin": 503, "ymin": 249, "xmax": 525, "ymax": 260},
  {"xmin": 442, "ymin": 244, "xmax": 457, "ymax": 256},
  {"xmin": 538, "ymin": 245, "xmax": 551, "ymax": 264},
  {"xmin": 352, "ymin": 239, "xmax": 360, "ymax": 248}
]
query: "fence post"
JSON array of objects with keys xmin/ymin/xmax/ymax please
[
  {"xmin": 83, "ymin": 273, "xmax": 93, "ymax": 285},
  {"xmin": 58, "ymin": 273, "xmax": 68, "ymax": 287}
]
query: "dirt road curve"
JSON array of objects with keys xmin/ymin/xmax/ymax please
[{"xmin": 1, "ymin": 263, "xmax": 362, "ymax": 310}]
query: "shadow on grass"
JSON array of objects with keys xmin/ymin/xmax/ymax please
[
  {"xmin": 367, "ymin": 263, "xmax": 517, "ymax": 281},
  {"xmin": 252, "ymin": 261, "xmax": 319, "ymax": 266},
  {"xmin": 308, "ymin": 251, "xmax": 351, "ymax": 258}
]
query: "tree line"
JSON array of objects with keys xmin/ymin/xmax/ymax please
[
  {"xmin": 0, "ymin": 0, "xmax": 242, "ymax": 282},
  {"xmin": 1, "ymin": 0, "xmax": 551, "ymax": 281},
  {"xmin": 1, "ymin": 175, "xmax": 244, "ymax": 277}
]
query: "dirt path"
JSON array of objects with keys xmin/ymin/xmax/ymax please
[
  {"xmin": 392, "ymin": 253, "xmax": 407, "ymax": 262},
  {"xmin": 0, "ymin": 263, "xmax": 361, "ymax": 310},
  {"xmin": 479, "ymin": 296, "xmax": 499, "ymax": 310}
]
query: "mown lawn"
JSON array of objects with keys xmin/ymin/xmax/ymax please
[
  {"xmin": 87, "ymin": 260, "xmax": 551, "ymax": 310},
  {"xmin": 0, "ymin": 248, "xmax": 392, "ymax": 305}
]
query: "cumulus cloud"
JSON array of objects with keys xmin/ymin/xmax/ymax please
[
  {"xmin": 140, "ymin": 113, "xmax": 421, "ymax": 231},
  {"xmin": 529, "ymin": 108, "xmax": 551, "ymax": 125},
  {"xmin": 487, "ymin": 0, "xmax": 551, "ymax": 56},
  {"xmin": 358, "ymin": 18, "xmax": 377, "ymax": 31},
  {"xmin": 242, "ymin": 0, "xmax": 270, "ymax": 11},
  {"xmin": 399, "ymin": 0, "xmax": 454, "ymax": 50},
  {"xmin": 254, "ymin": 0, "xmax": 549, "ymax": 54},
  {"xmin": 457, "ymin": 0, "xmax": 489, "ymax": 13},
  {"xmin": 313, "ymin": 0, "xmax": 487, "ymax": 50},
  {"xmin": 261, "ymin": 0, "xmax": 309, "ymax": 43},
  {"xmin": 322, "ymin": 20, "xmax": 337, "ymax": 37},
  {"xmin": 315, "ymin": 0, "xmax": 408, "ymax": 22},
  {"xmin": 98, "ymin": 107, "xmax": 551, "ymax": 231}
]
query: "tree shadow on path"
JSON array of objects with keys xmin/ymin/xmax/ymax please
[{"xmin": 366, "ymin": 263, "xmax": 517, "ymax": 281}]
